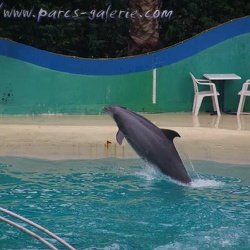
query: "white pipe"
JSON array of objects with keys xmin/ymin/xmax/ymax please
[
  {"xmin": 0, "ymin": 207, "xmax": 76, "ymax": 250},
  {"xmin": 152, "ymin": 68, "xmax": 157, "ymax": 104},
  {"xmin": 0, "ymin": 216, "xmax": 58, "ymax": 250}
]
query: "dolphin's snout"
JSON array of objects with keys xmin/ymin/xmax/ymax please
[
  {"xmin": 103, "ymin": 106, "xmax": 111, "ymax": 113},
  {"xmin": 103, "ymin": 106, "xmax": 117, "ymax": 115}
]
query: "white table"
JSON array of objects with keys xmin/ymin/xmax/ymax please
[{"xmin": 203, "ymin": 74, "xmax": 241, "ymax": 113}]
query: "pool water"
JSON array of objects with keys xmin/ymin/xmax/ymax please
[{"xmin": 0, "ymin": 156, "xmax": 249, "ymax": 250}]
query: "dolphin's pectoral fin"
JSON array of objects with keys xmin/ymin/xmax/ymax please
[
  {"xmin": 160, "ymin": 129, "xmax": 181, "ymax": 142},
  {"xmin": 116, "ymin": 130, "xmax": 125, "ymax": 145}
]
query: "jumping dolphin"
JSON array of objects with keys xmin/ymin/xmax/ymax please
[{"xmin": 103, "ymin": 106, "xmax": 191, "ymax": 184}]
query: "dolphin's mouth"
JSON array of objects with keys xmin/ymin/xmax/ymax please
[
  {"xmin": 103, "ymin": 106, "xmax": 109, "ymax": 112},
  {"xmin": 103, "ymin": 106, "xmax": 127, "ymax": 113},
  {"xmin": 103, "ymin": 106, "xmax": 114, "ymax": 116}
]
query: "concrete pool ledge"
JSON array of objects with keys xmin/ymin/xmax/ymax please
[{"xmin": 0, "ymin": 113, "xmax": 249, "ymax": 164}]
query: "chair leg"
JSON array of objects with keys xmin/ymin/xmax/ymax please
[
  {"xmin": 237, "ymin": 94, "xmax": 246, "ymax": 115},
  {"xmin": 212, "ymin": 95, "xmax": 221, "ymax": 116},
  {"xmin": 192, "ymin": 94, "xmax": 197, "ymax": 114},
  {"xmin": 211, "ymin": 96, "xmax": 217, "ymax": 111},
  {"xmin": 194, "ymin": 96, "xmax": 203, "ymax": 116}
]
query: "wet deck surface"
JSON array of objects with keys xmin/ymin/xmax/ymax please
[{"xmin": 0, "ymin": 113, "xmax": 249, "ymax": 164}]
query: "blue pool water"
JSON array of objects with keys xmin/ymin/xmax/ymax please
[{"xmin": 0, "ymin": 156, "xmax": 249, "ymax": 250}]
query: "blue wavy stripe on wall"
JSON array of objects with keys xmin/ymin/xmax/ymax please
[{"xmin": 0, "ymin": 16, "xmax": 249, "ymax": 75}]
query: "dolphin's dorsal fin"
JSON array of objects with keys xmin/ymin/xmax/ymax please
[
  {"xmin": 160, "ymin": 129, "xmax": 181, "ymax": 142},
  {"xmin": 116, "ymin": 130, "xmax": 125, "ymax": 145}
]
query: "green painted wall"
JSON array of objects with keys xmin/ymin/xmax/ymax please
[
  {"xmin": 0, "ymin": 57, "xmax": 154, "ymax": 114},
  {"xmin": 0, "ymin": 33, "xmax": 249, "ymax": 114}
]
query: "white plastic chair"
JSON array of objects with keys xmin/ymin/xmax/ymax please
[
  {"xmin": 190, "ymin": 73, "xmax": 221, "ymax": 116},
  {"xmin": 237, "ymin": 80, "xmax": 250, "ymax": 115}
]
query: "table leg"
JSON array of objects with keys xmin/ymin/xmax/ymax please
[
  {"xmin": 220, "ymin": 80, "xmax": 225, "ymax": 113},
  {"xmin": 219, "ymin": 80, "xmax": 236, "ymax": 115}
]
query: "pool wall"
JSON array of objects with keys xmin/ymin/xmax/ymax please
[{"xmin": 0, "ymin": 16, "xmax": 250, "ymax": 114}]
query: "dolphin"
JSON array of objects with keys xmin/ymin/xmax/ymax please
[{"xmin": 103, "ymin": 105, "xmax": 191, "ymax": 184}]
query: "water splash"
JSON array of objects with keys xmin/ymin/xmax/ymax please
[
  {"xmin": 135, "ymin": 162, "xmax": 224, "ymax": 188},
  {"xmin": 174, "ymin": 138, "xmax": 200, "ymax": 179},
  {"xmin": 154, "ymin": 242, "xmax": 198, "ymax": 250},
  {"xmin": 84, "ymin": 243, "xmax": 123, "ymax": 250},
  {"xmin": 135, "ymin": 164, "xmax": 194, "ymax": 187},
  {"xmin": 190, "ymin": 178, "xmax": 224, "ymax": 188},
  {"xmin": 135, "ymin": 164, "xmax": 164, "ymax": 181}
]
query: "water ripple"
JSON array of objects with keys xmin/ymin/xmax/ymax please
[{"xmin": 0, "ymin": 157, "xmax": 249, "ymax": 250}]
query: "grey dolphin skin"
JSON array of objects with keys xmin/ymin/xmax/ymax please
[{"xmin": 103, "ymin": 105, "xmax": 191, "ymax": 184}]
